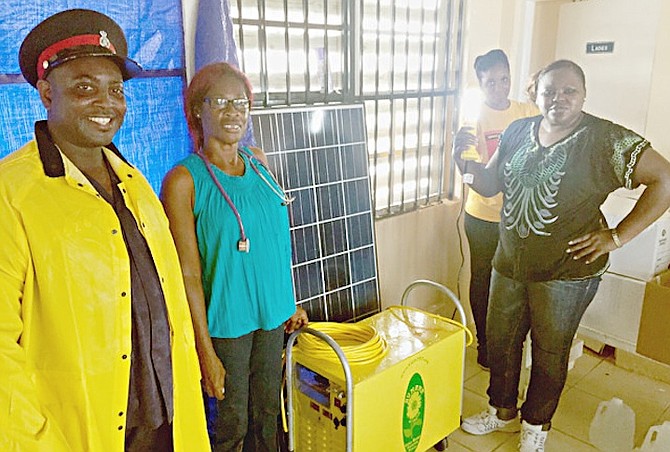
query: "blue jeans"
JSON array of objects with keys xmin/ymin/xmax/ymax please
[{"xmin": 486, "ymin": 269, "xmax": 600, "ymax": 426}]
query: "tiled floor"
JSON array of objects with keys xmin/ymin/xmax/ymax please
[{"xmin": 444, "ymin": 345, "xmax": 670, "ymax": 451}]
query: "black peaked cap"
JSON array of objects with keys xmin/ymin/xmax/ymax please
[{"xmin": 19, "ymin": 9, "xmax": 142, "ymax": 87}]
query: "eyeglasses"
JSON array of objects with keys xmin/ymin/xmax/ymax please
[{"xmin": 203, "ymin": 97, "xmax": 251, "ymax": 113}]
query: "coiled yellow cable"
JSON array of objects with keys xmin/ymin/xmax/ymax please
[{"xmin": 297, "ymin": 322, "xmax": 389, "ymax": 367}]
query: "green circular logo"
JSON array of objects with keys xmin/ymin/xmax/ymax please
[{"xmin": 402, "ymin": 372, "xmax": 425, "ymax": 452}]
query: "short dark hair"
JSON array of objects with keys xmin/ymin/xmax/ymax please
[
  {"xmin": 526, "ymin": 59, "xmax": 586, "ymax": 102},
  {"xmin": 184, "ymin": 62, "xmax": 254, "ymax": 151},
  {"xmin": 474, "ymin": 49, "xmax": 510, "ymax": 80}
]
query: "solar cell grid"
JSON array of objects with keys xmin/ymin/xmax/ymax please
[{"xmin": 251, "ymin": 104, "xmax": 380, "ymax": 322}]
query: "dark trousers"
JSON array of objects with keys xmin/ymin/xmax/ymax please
[
  {"xmin": 464, "ymin": 212, "xmax": 499, "ymax": 365},
  {"xmin": 125, "ymin": 422, "xmax": 173, "ymax": 452},
  {"xmin": 211, "ymin": 326, "xmax": 284, "ymax": 452}
]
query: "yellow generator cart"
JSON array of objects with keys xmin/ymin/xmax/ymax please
[{"xmin": 286, "ymin": 280, "xmax": 471, "ymax": 452}]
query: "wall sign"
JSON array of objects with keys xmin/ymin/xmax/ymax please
[{"xmin": 586, "ymin": 41, "xmax": 615, "ymax": 54}]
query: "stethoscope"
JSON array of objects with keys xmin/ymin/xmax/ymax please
[{"xmin": 197, "ymin": 147, "xmax": 295, "ymax": 253}]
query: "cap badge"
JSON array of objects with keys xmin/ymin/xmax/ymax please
[{"xmin": 99, "ymin": 31, "xmax": 111, "ymax": 49}]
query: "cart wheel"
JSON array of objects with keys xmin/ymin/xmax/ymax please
[{"xmin": 433, "ymin": 437, "xmax": 448, "ymax": 450}]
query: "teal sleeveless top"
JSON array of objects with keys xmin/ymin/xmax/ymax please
[{"xmin": 180, "ymin": 149, "xmax": 296, "ymax": 338}]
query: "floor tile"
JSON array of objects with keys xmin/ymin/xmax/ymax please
[
  {"xmin": 448, "ymin": 423, "xmax": 517, "ymax": 452},
  {"xmin": 551, "ymin": 386, "xmax": 603, "ymax": 445},
  {"xmin": 573, "ymin": 358, "xmax": 670, "ymax": 445},
  {"xmin": 545, "ymin": 429, "xmax": 597, "ymax": 451},
  {"xmin": 461, "ymin": 387, "xmax": 489, "ymax": 419},
  {"xmin": 453, "ymin": 389, "xmax": 516, "ymax": 451},
  {"xmin": 431, "ymin": 438, "xmax": 472, "ymax": 451},
  {"xmin": 565, "ymin": 350, "xmax": 601, "ymax": 388},
  {"xmin": 464, "ymin": 345, "xmax": 484, "ymax": 382},
  {"xmin": 440, "ymin": 340, "xmax": 670, "ymax": 452},
  {"xmin": 463, "ymin": 366, "xmax": 490, "ymax": 396},
  {"xmin": 660, "ymin": 406, "xmax": 670, "ymax": 423},
  {"xmin": 575, "ymin": 357, "xmax": 670, "ymax": 408}
]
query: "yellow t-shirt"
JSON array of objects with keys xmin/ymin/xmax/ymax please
[{"xmin": 464, "ymin": 100, "xmax": 539, "ymax": 222}]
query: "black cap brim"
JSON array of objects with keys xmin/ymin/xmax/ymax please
[{"xmin": 43, "ymin": 50, "xmax": 143, "ymax": 83}]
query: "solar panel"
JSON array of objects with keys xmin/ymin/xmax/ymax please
[{"xmin": 251, "ymin": 104, "xmax": 380, "ymax": 322}]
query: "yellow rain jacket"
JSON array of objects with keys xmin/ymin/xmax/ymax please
[{"xmin": 0, "ymin": 123, "xmax": 210, "ymax": 451}]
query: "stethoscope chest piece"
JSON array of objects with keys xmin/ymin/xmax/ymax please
[{"xmin": 238, "ymin": 238, "xmax": 250, "ymax": 253}]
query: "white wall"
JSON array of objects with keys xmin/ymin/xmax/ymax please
[
  {"xmin": 462, "ymin": 0, "xmax": 522, "ymax": 97},
  {"xmin": 556, "ymin": 0, "xmax": 661, "ymax": 136},
  {"xmin": 461, "ymin": 0, "xmax": 571, "ymax": 102},
  {"xmin": 182, "ymin": 0, "xmax": 198, "ymax": 81},
  {"xmin": 375, "ymin": 203, "xmax": 465, "ymax": 310},
  {"xmin": 526, "ymin": 1, "xmax": 569, "ymax": 79},
  {"xmin": 643, "ymin": 0, "xmax": 670, "ymax": 160}
]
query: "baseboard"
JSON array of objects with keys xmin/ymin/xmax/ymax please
[{"xmin": 615, "ymin": 349, "xmax": 670, "ymax": 385}]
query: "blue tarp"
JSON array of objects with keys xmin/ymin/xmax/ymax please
[
  {"xmin": 0, "ymin": 0, "xmax": 188, "ymax": 194},
  {"xmin": 195, "ymin": 0, "xmax": 255, "ymax": 147}
]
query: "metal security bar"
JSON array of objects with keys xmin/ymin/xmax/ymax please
[
  {"xmin": 230, "ymin": 0, "xmax": 466, "ymax": 217},
  {"xmin": 232, "ymin": 0, "xmax": 349, "ymax": 105}
]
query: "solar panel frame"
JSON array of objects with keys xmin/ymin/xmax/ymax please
[{"xmin": 251, "ymin": 104, "xmax": 380, "ymax": 322}]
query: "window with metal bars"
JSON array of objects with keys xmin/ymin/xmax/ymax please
[{"xmin": 230, "ymin": 0, "xmax": 465, "ymax": 216}]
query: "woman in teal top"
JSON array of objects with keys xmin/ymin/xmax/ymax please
[
  {"xmin": 161, "ymin": 62, "xmax": 308, "ymax": 452},
  {"xmin": 179, "ymin": 149, "xmax": 295, "ymax": 338}
]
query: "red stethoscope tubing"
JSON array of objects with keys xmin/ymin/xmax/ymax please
[
  {"xmin": 197, "ymin": 151, "xmax": 248, "ymax": 243},
  {"xmin": 196, "ymin": 148, "xmax": 291, "ymax": 251}
]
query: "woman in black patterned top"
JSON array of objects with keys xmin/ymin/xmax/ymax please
[{"xmin": 454, "ymin": 59, "xmax": 670, "ymax": 452}]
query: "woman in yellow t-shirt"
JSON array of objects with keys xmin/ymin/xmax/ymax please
[{"xmin": 454, "ymin": 49, "xmax": 538, "ymax": 369}]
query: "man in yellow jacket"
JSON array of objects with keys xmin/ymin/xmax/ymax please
[{"xmin": 0, "ymin": 9, "xmax": 210, "ymax": 451}]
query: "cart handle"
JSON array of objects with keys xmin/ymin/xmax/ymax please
[
  {"xmin": 401, "ymin": 279, "xmax": 467, "ymax": 327},
  {"xmin": 285, "ymin": 327, "xmax": 354, "ymax": 452}
]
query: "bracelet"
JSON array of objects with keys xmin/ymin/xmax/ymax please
[{"xmin": 610, "ymin": 228, "xmax": 623, "ymax": 248}]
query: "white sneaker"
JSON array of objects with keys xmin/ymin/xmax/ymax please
[
  {"xmin": 461, "ymin": 405, "xmax": 520, "ymax": 435},
  {"xmin": 519, "ymin": 420, "xmax": 548, "ymax": 452}
]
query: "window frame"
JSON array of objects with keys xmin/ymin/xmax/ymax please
[{"xmin": 230, "ymin": 0, "xmax": 467, "ymax": 217}]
